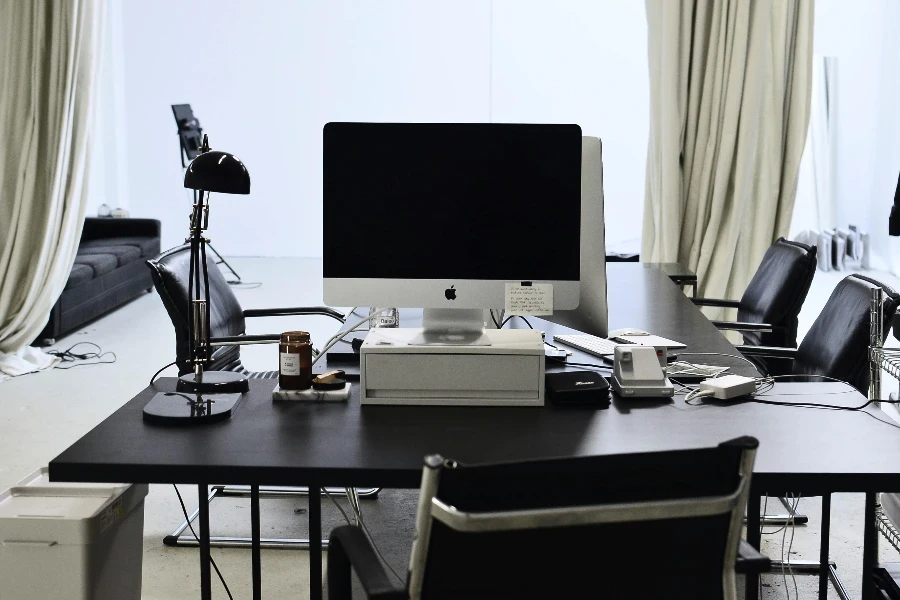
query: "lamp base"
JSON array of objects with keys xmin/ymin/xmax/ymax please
[
  {"xmin": 143, "ymin": 392, "xmax": 243, "ymax": 425},
  {"xmin": 176, "ymin": 371, "xmax": 250, "ymax": 394}
]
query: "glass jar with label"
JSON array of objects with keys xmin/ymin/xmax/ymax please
[
  {"xmin": 369, "ymin": 307, "xmax": 399, "ymax": 328},
  {"xmin": 279, "ymin": 331, "xmax": 312, "ymax": 390}
]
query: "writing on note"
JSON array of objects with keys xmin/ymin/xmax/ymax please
[{"xmin": 504, "ymin": 283, "xmax": 554, "ymax": 316}]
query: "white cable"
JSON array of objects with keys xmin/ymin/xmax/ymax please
[
  {"xmin": 779, "ymin": 494, "xmax": 801, "ymax": 600},
  {"xmin": 788, "ymin": 494, "xmax": 800, "ymax": 600},
  {"xmin": 312, "ymin": 309, "xmax": 388, "ymax": 367},
  {"xmin": 667, "ymin": 361, "xmax": 730, "ymax": 378},
  {"xmin": 751, "ymin": 374, "xmax": 860, "ymax": 398},
  {"xmin": 676, "ymin": 352, "xmax": 760, "ymax": 370},
  {"xmin": 684, "ymin": 389, "xmax": 714, "ymax": 402},
  {"xmin": 323, "ymin": 487, "xmax": 353, "ymax": 526},
  {"xmin": 342, "ymin": 307, "xmax": 359, "ymax": 321},
  {"xmin": 781, "ymin": 497, "xmax": 789, "ymax": 599},
  {"xmin": 339, "ymin": 488, "xmax": 405, "ymax": 585}
]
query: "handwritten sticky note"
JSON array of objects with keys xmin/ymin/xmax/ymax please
[{"xmin": 505, "ymin": 283, "xmax": 553, "ymax": 316}]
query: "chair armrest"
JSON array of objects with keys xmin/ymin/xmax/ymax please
[
  {"xmin": 710, "ymin": 321, "xmax": 785, "ymax": 334},
  {"xmin": 81, "ymin": 217, "xmax": 161, "ymax": 241},
  {"xmin": 736, "ymin": 540, "xmax": 771, "ymax": 574},
  {"xmin": 243, "ymin": 307, "xmax": 345, "ymax": 322},
  {"xmin": 735, "ymin": 345, "xmax": 798, "ymax": 360},
  {"xmin": 691, "ymin": 298, "xmax": 741, "ymax": 309},
  {"xmin": 210, "ymin": 334, "xmax": 280, "ymax": 347},
  {"xmin": 328, "ymin": 525, "xmax": 407, "ymax": 600}
]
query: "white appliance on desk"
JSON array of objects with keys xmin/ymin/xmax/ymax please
[{"xmin": 360, "ymin": 328, "xmax": 545, "ymax": 406}]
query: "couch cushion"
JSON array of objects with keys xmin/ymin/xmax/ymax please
[
  {"xmin": 81, "ymin": 236, "xmax": 160, "ymax": 257},
  {"xmin": 78, "ymin": 244, "xmax": 141, "ymax": 266},
  {"xmin": 73, "ymin": 253, "xmax": 117, "ymax": 278},
  {"xmin": 65, "ymin": 263, "xmax": 94, "ymax": 290}
]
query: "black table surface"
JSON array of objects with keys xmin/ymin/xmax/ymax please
[
  {"xmin": 642, "ymin": 261, "xmax": 697, "ymax": 281},
  {"xmin": 49, "ymin": 265, "xmax": 900, "ymax": 493}
]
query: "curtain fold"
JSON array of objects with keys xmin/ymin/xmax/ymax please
[
  {"xmin": 642, "ymin": 0, "xmax": 814, "ymax": 308},
  {"xmin": 0, "ymin": 0, "xmax": 104, "ymax": 355}
]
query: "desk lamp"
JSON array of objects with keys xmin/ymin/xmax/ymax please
[{"xmin": 143, "ymin": 135, "xmax": 250, "ymax": 425}]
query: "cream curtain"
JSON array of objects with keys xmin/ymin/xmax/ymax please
[
  {"xmin": 0, "ymin": 0, "xmax": 104, "ymax": 359},
  {"xmin": 642, "ymin": 0, "xmax": 814, "ymax": 307}
]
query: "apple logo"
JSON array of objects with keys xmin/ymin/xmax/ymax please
[{"xmin": 444, "ymin": 285, "xmax": 457, "ymax": 301}]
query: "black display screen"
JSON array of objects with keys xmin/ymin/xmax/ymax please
[{"xmin": 323, "ymin": 123, "xmax": 581, "ymax": 281}]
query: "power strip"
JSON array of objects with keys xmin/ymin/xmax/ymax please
[{"xmin": 698, "ymin": 375, "xmax": 757, "ymax": 400}]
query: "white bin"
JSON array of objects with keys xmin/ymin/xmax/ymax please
[{"xmin": 0, "ymin": 468, "xmax": 148, "ymax": 600}]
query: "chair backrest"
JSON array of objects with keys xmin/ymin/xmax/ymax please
[
  {"xmin": 146, "ymin": 245, "xmax": 246, "ymax": 375},
  {"xmin": 737, "ymin": 238, "xmax": 817, "ymax": 351},
  {"xmin": 408, "ymin": 438, "xmax": 758, "ymax": 600},
  {"xmin": 794, "ymin": 274, "xmax": 900, "ymax": 394}
]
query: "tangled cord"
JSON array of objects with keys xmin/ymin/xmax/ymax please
[
  {"xmin": 47, "ymin": 342, "xmax": 116, "ymax": 369},
  {"xmin": 683, "ymin": 374, "xmax": 892, "ymax": 413}
]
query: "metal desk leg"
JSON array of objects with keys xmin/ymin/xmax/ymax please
[
  {"xmin": 820, "ymin": 494, "xmax": 831, "ymax": 599},
  {"xmin": 251, "ymin": 485, "xmax": 261, "ymax": 600},
  {"xmin": 199, "ymin": 484, "xmax": 212, "ymax": 600},
  {"xmin": 746, "ymin": 491, "xmax": 762, "ymax": 600},
  {"xmin": 864, "ymin": 492, "xmax": 878, "ymax": 600},
  {"xmin": 309, "ymin": 484, "xmax": 323, "ymax": 600}
]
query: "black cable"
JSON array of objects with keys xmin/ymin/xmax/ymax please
[
  {"xmin": 150, "ymin": 361, "xmax": 177, "ymax": 385},
  {"xmin": 501, "ymin": 315, "xmax": 534, "ymax": 329},
  {"xmin": 47, "ymin": 342, "xmax": 116, "ymax": 369},
  {"xmin": 860, "ymin": 408, "xmax": 900, "ymax": 432},
  {"xmin": 746, "ymin": 396, "xmax": 899, "ymax": 412},
  {"xmin": 173, "ymin": 485, "xmax": 235, "ymax": 600},
  {"xmin": 490, "ymin": 310, "xmax": 502, "ymax": 329}
]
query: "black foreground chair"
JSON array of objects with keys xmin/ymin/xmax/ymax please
[
  {"xmin": 329, "ymin": 438, "xmax": 767, "ymax": 600},
  {"xmin": 692, "ymin": 238, "xmax": 817, "ymax": 376},
  {"xmin": 147, "ymin": 244, "xmax": 377, "ymax": 551}
]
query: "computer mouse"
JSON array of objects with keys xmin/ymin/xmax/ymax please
[{"xmin": 608, "ymin": 328, "xmax": 650, "ymax": 337}]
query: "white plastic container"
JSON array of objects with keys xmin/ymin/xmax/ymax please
[{"xmin": 0, "ymin": 468, "xmax": 147, "ymax": 600}]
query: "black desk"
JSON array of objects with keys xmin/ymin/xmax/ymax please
[
  {"xmin": 49, "ymin": 265, "xmax": 900, "ymax": 600},
  {"xmin": 644, "ymin": 261, "xmax": 698, "ymax": 297}
]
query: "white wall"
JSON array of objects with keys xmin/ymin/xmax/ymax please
[
  {"xmin": 791, "ymin": 0, "xmax": 900, "ymax": 270},
  {"xmin": 490, "ymin": 1, "xmax": 648, "ymax": 251},
  {"xmin": 93, "ymin": 1, "xmax": 649, "ymax": 257}
]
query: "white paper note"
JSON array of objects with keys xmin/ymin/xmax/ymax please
[{"xmin": 504, "ymin": 283, "xmax": 553, "ymax": 316}]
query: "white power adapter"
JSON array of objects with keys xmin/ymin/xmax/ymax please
[{"xmin": 698, "ymin": 375, "xmax": 758, "ymax": 400}]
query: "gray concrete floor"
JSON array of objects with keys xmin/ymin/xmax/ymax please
[{"xmin": 2, "ymin": 258, "xmax": 900, "ymax": 599}]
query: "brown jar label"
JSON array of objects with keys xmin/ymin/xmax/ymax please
[{"xmin": 280, "ymin": 352, "xmax": 301, "ymax": 376}]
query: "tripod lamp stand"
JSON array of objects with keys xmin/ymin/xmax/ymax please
[{"xmin": 143, "ymin": 135, "xmax": 251, "ymax": 425}]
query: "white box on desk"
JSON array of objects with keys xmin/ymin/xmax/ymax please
[{"xmin": 360, "ymin": 328, "xmax": 545, "ymax": 406}]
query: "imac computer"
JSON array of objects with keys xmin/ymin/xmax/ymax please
[{"xmin": 323, "ymin": 122, "xmax": 583, "ymax": 345}]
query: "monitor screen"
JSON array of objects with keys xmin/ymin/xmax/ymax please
[{"xmin": 323, "ymin": 123, "xmax": 582, "ymax": 282}]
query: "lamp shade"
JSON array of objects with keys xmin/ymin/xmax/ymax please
[{"xmin": 184, "ymin": 151, "xmax": 250, "ymax": 194}]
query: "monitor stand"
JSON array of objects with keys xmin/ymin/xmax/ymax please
[{"xmin": 407, "ymin": 308, "xmax": 492, "ymax": 346}]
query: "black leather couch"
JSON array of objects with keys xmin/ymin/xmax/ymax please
[{"xmin": 38, "ymin": 218, "xmax": 161, "ymax": 343}]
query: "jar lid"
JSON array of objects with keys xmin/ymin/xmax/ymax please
[{"xmin": 281, "ymin": 331, "xmax": 310, "ymax": 343}]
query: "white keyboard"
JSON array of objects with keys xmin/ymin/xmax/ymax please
[{"xmin": 553, "ymin": 334, "xmax": 619, "ymax": 357}]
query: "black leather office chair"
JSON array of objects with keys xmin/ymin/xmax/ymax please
[
  {"xmin": 328, "ymin": 438, "xmax": 767, "ymax": 600},
  {"xmin": 147, "ymin": 245, "xmax": 378, "ymax": 551},
  {"xmin": 692, "ymin": 238, "xmax": 817, "ymax": 376},
  {"xmin": 147, "ymin": 244, "xmax": 344, "ymax": 378},
  {"xmin": 739, "ymin": 273, "xmax": 900, "ymax": 396},
  {"xmin": 735, "ymin": 274, "xmax": 899, "ymax": 597}
]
